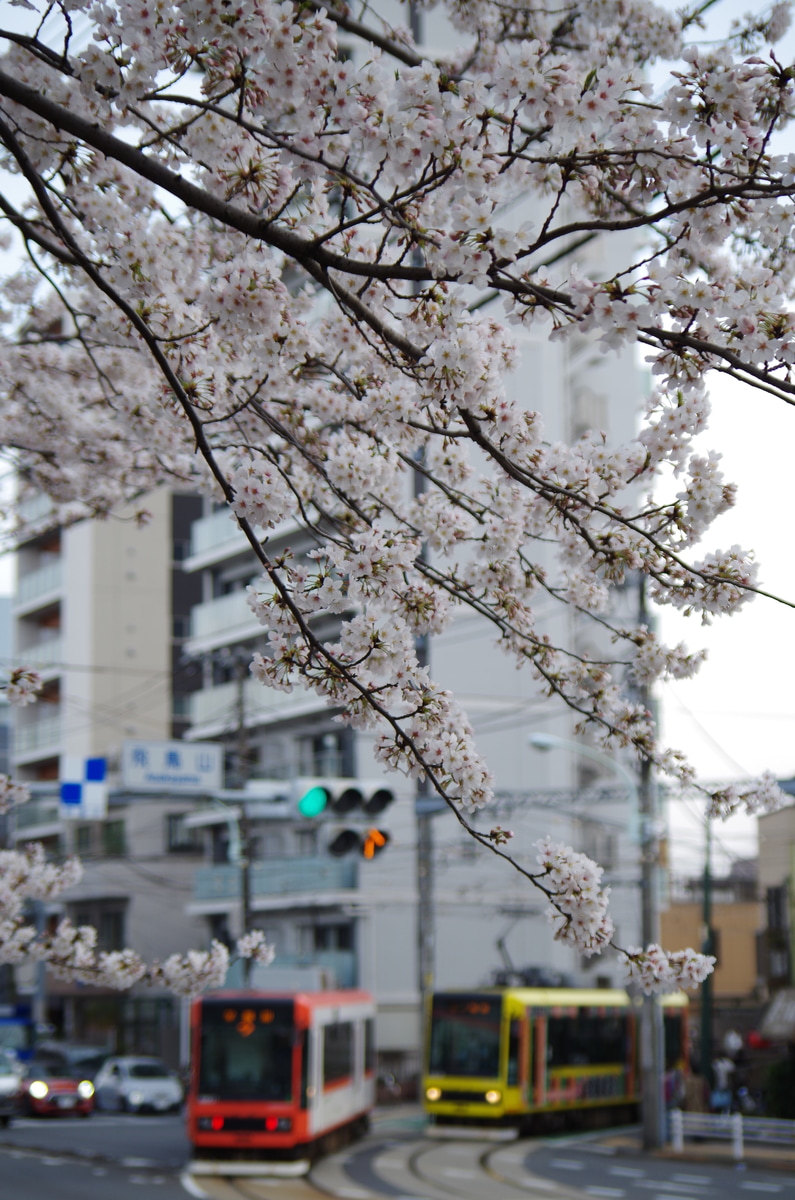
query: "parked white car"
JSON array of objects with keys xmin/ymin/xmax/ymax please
[{"xmin": 93, "ymin": 1057, "xmax": 183, "ymax": 1114}]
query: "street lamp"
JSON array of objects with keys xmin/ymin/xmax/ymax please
[
  {"xmin": 528, "ymin": 731, "xmax": 666, "ymax": 1149},
  {"xmin": 529, "ymin": 732, "xmax": 639, "ymax": 811}
]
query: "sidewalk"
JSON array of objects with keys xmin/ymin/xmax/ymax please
[
  {"xmin": 600, "ymin": 1129, "xmax": 795, "ymax": 1174},
  {"xmin": 376, "ymin": 1107, "xmax": 795, "ymax": 1173}
]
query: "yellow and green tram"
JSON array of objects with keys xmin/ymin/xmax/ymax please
[{"xmin": 423, "ymin": 987, "xmax": 688, "ymax": 1132}]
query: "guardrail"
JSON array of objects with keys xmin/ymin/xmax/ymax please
[{"xmin": 670, "ymin": 1108, "xmax": 795, "ymax": 1161}]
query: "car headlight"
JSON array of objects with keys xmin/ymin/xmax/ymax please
[
  {"xmin": 425, "ymin": 1086, "xmax": 442, "ymax": 1102},
  {"xmin": 77, "ymin": 1080, "xmax": 94, "ymax": 1099},
  {"xmin": 485, "ymin": 1089, "xmax": 502, "ymax": 1104},
  {"xmin": 129, "ymin": 1090, "xmax": 145, "ymax": 1106},
  {"xmin": 28, "ymin": 1080, "xmax": 49, "ymax": 1099}
]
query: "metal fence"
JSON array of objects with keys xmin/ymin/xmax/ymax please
[{"xmin": 670, "ymin": 1108, "xmax": 795, "ymax": 1161}]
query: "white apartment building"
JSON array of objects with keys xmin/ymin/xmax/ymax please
[{"xmin": 10, "ymin": 490, "xmax": 208, "ymax": 1055}]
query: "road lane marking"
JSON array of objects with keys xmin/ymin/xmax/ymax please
[
  {"xmin": 671, "ymin": 1175, "xmax": 711, "ymax": 1185},
  {"xmin": 585, "ymin": 1188, "xmax": 625, "ymax": 1197},
  {"xmin": 739, "ymin": 1185, "xmax": 782, "ymax": 1193},
  {"xmin": 179, "ymin": 1171, "xmax": 209, "ymax": 1199},
  {"xmin": 638, "ymin": 1184, "xmax": 705, "ymax": 1194},
  {"xmin": 608, "ymin": 1167, "xmax": 647, "ymax": 1178},
  {"xmin": 549, "ymin": 1159, "xmax": 586, "ymax": 1170}
]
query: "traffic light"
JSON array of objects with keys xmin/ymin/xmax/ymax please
[
  {"xmin": 362, "ymin": 828, "xmax": 390, "ymax": 859},
  {"xmin": 328, "ymin": 827, "xmax": 391, "ymax": 860},
  {"xmin": 293, "ymin": 778, "xmax": 395, "ymax": 819}
]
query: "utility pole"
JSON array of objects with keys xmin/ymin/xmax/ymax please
[
  {"xmin": 637, "ymin": 577, "xmax": 666, "ymax": 1150},
  {"xmin": 407, "ymin": 0, "xmax": 434, "ymax": 1019},
  {"xmin": 700, "ymin": 812, "xmax": 714, "ymax": 1097},
  {"xmin": 233, "ymin": 652, "xmax": 253, "ymax": 985}
]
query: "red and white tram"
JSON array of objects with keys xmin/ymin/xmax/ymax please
[{"xmin": 187, "ymin": 989, "xmax": 375, "ymax": 1164}]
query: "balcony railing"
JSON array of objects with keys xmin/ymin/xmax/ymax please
[
  {"xmin": 194, "ymin": 856, "xmax": 358, "ymax": 902},
  {"xmin": 188, "ymin": 677, "xmax": 326, "ymax": 733},
  {"xmin": 189, "ymin": 590, "xmax": 261, "ymax": 646},
  {"xmin": 14, "ymin": 796, "xmax": 61, "ymax": 832},
  {"xmin": 15, "ymin": 560, "xmax": 62, "ymax": 609},
  {"xmin": 14, "ymin": 708, "xmax": 61, "ymax": 758},
  {"xmin": 17, "ymin": 494, "xmax": 55, "ymax": 526},
  {"xmin": 189, "ymin": 507, "xmax": 248, "ymax": 560},
  {"xmin": 186, "ymin": 507, "xmax": 301, "ymax": 566},
  {"xmin": 223, "ymin": 950, "xmax": 356, "ymax": 989},
  {"xmin": 20, "ymin": 636, "xmax": 64, "ymax": 673}
]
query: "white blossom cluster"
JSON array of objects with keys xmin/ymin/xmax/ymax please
[
  {"xmin": 229, "ymin": 458, "xmax": 292, "ymax": 531},
  {"xmin": 535, "ymin": 837, "xmax": 615, "ymax": 958},
  {"xmin": 0, "ymin": 845, "xmax": 272, "ymax": 997},
  {"xmin": 621, "ymin": 943, "xmax": 716, "ymax": 996},
  {"xmin": 236, "ymin": 930, "xmax": 277, "ymax": 965},
  {"xmin": 706, "ymin": 771, "xmax": 786, "ymax": 819},
  {"xmin": 0, "ymin": 0, "xmax": 792, "ymax": 980},
  {"xmin": 4, "ymin": 667, "xmax": 42, "ymax": 708},
  {"xmin": 0, "ymin": 774, "xmax": 30, "ymax": 814}
]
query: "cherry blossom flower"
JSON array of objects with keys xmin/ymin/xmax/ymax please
[{"xmin": 0, "ymin": 0, "xmax": 792, "ymax": 988}]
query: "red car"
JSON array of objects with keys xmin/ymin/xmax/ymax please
[{"xmin": 19, "ymin": 1055, "xmax": 95, "ymax": 1117}]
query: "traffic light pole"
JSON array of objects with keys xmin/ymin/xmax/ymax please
[
  {"xmin": 700, "ymin": 813, "xmax": 714, "ymax": 1098},
  {"xmin": 639, "ymin": 752, "xmax": 666, "ymax": 1150},
  {"xmin": 417, "ymin": 783, "xmax": 435, "ymax": 1001}
]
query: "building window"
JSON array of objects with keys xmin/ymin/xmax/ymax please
[
  {"xmin": 99, "ymin": 908, "xmax": 125, "ymax": 952},
  {"xmin": 260, "ymin": 831, "xmax": 284, "ymax": 859},
  {"xmin": 69, "ymin": 902, "xmax": 126, "ymax": 952},
  {"xmin": 166, "ymin": 813, "xmax": 199, "ymax": 854},
  {"xmin": 75, "ymin": 824, "xmax": 93, "ymax": 857},
  {"xmin": 172, "ymin": 614, "xmax": 191, "ymax": 639},
  {"xmin": 295, "ymin": 829, "xmax": 317, "ymax": 857},
  {"xmin": 297, "ymin": 731, "xmax": 351, "ymax": 777},
  {"xmin": 299, "ymin": 922, "xmax": 353, "ymax": 953},
  {"xmin": 102, "ymin": 820, "xmax": 126, "ymax": 857}
]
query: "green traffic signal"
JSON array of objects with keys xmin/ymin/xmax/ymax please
[{"xmin": 297, "ymin": 785, "xmax": 331, "ymax": 818}]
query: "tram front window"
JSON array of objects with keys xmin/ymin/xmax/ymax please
[
  {"xmin": 199, "ymin": 1000, "xmax": 294, "ymax": 1101},
  {"xmin": 428, "ymin": 994, "xmax": 502, "ymax": 1078}
]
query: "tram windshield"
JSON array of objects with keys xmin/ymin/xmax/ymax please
[
  {"xmin": 198, "ymin": 999, "xmax": 294, "ymax": 1101},
  {"xmin": 428, "ymin": 994, "xmax": 502, "ymax": 1078}
]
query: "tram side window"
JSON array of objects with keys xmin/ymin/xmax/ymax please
[
  {"xmin": 506, "ymin": 1020, "xmax": 521, "ymax": 1086},
  {"xmin": 323, "ymin": 1021, "xmax": 354, "ymax": 1087},
  {"xmin": 547, "ymin": 1010, "xmax": 628, "ymax": 1067},
  {"xmin": 364, "ymin": 1018, "xmax": 375, "ymax": 1074},
  {"xmin": 664, "ymin": 1013, "xmax": 684, "ymax": 1069}
]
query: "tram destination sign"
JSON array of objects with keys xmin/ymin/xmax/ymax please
[{"xmin": 122, "ymin": 739, "xmax": 222, "ymax": 793}]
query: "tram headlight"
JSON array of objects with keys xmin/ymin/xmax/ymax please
[
  {"xmin": 425, "ymin": 1086, "xmax": 442, "ymax": 1102},
  {"xmin": 485, "ymin": 1089, "xmax": 502, "ymax": 1105}
]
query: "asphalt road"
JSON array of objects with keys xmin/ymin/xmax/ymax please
[
  {"xmin": 504, "ymin": 1136, "xmax": 792, "ymax": 1200},
  {"xmin": 0, "ymin": 1111, "xmax": 791, "ymax": 1200},
  {"xmin": 0, "ymin": 1110, "xmax": 190, "ymax": 1170}
]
